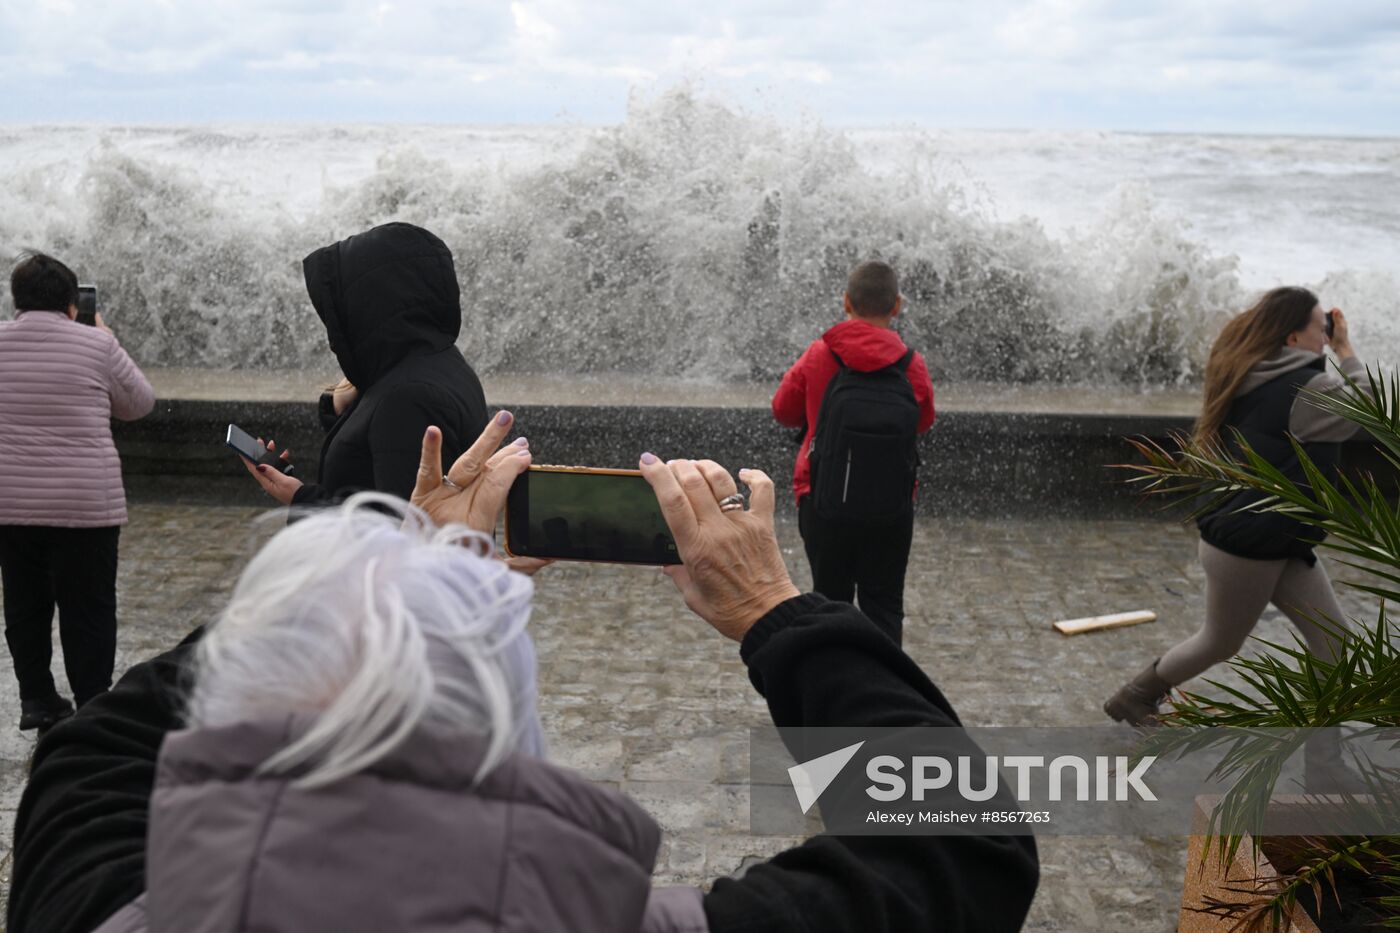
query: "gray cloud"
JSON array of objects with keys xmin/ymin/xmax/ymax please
[{"xmin": 0, "ymin": 0, "xmax": 1396, "ymax": 133}]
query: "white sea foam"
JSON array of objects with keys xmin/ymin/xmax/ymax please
[{"xmin": 1, "ymin": 88, "xmax": 1395, "ymax": 383}]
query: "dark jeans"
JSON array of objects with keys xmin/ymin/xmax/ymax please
[
  {"xmin": 798, "ymin": 496, "xmax": 914, "ymax": 646},
  {"xmin": 0, "ymin": 525, "xmax": 120, "ymax": 706}
]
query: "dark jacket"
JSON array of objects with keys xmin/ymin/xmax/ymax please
[
  {"xmin": 6, "ymin": 629, "xmax": 201, "ymax": 933},
  {"xmin": 291, "ymin": 223, "xmax": 488, "ymax": 506},
  {"xmin": 8, "ymin": 598, "xmax": 1037, "ymax": 933},
  {"xmin": 1197, "ymin": 349, "xmax": 1369, "ymax": 563},
  {"xmin": 772, "ymin": 319, "xmax": 936, "ymax": 507}
]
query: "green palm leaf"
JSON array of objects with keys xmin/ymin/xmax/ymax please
[{"xmin": 1118, "ymin": 361, "xmax": 1400, "ymax": 928}]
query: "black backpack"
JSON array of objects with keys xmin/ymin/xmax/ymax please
[{"xmin": 808, "ymin": 347, "xmax": 921, "ymax": 524}]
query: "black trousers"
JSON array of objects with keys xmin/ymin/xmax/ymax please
[
  {"xmin": 0, "ymin": 525, "xmax": 120, "ymax": 707},
  {"xmin": 798, "ymin": 496, "xmax": 914, "ymax": 646}
]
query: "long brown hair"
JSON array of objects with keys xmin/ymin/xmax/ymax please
[{"xmin": 1194, "ymin": 286, "xmax": 1318, "ymax": 445}]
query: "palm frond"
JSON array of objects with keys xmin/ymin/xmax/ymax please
[{"xmin": 1119, "ymin": 361, "xmax": 1400, "ymax": 927}]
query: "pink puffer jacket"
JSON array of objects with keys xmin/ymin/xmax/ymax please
[{"xmin": 0, "ymin": 310, "xmax": 155, "ymax": 527}]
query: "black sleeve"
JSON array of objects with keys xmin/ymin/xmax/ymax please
[
  {"xmin": 368, "ymin": 383, "xmax": 466, "ymax": 501},
  {"xmin": 290, "ymin": 481, "xmax": 332, "ymax": 507},
  {"xmin": 7, "ymin": 630, "xmax": 203, "ymax": 933},
  {"xmin": 291, "ymin": 393, "xmax": 337, "ymax": 508},
  {"xmin": 702, "ymin": 595, "xmax": 1040, "ymax": 933}
]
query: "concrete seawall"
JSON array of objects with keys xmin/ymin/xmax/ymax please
[
  {"xmin": 115, "ymin": 397, "xmax": 1204, "ymax": 517},
  {"xmin": 117, "ymin": 372, "xmax": 1391, "ymax": 518}
]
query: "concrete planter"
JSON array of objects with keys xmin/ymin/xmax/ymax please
[{"xmin": 1179, "ymin": 797, "xmax": 1323, "ymax": 933}]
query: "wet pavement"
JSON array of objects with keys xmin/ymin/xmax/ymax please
[{"xmin": 0, "ymin": 504, "xmax": 1379, "ymax": 931}]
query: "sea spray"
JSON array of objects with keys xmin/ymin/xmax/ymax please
[{"xmin": 4, "ymin": 88, "xmax": 1387, "ymax": 385}]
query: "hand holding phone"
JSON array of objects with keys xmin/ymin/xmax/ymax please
[
  {"xmin": 637, "ymin": 457, "xmax": 801, "ymax": 641},
  {"xmin": 504, "ymin": 466, "xmax": 681, "ymax": 565},
  {"xmin": 410, "ymin": 412, "xmax": 531, "ymax": 536},
  {"xmin": 226, "ymin": 424, "xmax": 295, "ymax": 476},
  {"xmin": 1325, "ymin": 307, "xmax": 1355, "ymax": 359}
]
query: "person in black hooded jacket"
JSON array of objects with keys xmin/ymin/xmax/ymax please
[{"xmin": 243, "ymin": 222, "xmax": 488, "ymax": 506}]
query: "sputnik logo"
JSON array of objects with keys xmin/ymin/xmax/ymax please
[{"xmin": 788, "ymin": 741, "xmax": 866, "ymax": 814}]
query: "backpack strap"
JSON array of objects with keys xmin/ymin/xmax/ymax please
[{"xmin": 829, "ymin": 347, "xmax": 914, "ymax": 372}]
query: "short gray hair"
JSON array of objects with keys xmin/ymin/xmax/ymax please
[{"xmin": 186, "ymin": 492, "xmax": 544, "ymax": 788}]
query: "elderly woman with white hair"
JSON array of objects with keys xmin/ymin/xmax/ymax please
[{"xmin": 8, "ymin": 413, "xmax": 1038, "ymax": 933}]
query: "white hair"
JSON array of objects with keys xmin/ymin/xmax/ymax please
[{"xmin": 186, "ymin": 492, "xmax": 544, "ymax": 789}]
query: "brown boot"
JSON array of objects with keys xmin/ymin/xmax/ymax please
[{"xmin": 1104, "ymin": 660, "xmax": 1173, "ymax": 726}]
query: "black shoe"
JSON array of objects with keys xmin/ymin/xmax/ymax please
[{"xmin": 19, "ymin": 695, "xmax": 74, "ymax": 731}]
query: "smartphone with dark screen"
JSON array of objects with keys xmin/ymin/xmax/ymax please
[
  {"xmin": 76, "ymin": 285, "xmax": 98, "ymax": 326},
  {"xmin": 226, "ymin": 424, "xmax": 295, "ymax": 476},
  {"xmin": 504, "ymin": 466, "xmax": 681, "ymax": 565}
]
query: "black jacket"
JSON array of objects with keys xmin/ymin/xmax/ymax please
[
  {"xmin": 7, "ymin": 598, "xmax": 1038, "ymax": 933},
  {"xmin": 6, "ymin": 629, "xmax": 201, "ymax": 933},
  {"xmin": 706, "ymin": 595, "xmax": 1039, "ymax": 932},
  {"xmin": 1196, "ymin": 357, "xmax": 1340, "ymax": 564},
  {"xmin": 292, "ymin": 223, "xmax": 487, "ymax": 506}
]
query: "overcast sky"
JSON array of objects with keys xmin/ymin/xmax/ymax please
[{"xmin": 3, "ymin": 0, "xmax": 1398, "ymax": 134}]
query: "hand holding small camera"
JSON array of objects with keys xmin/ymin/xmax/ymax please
[{"xmin": 1326, "ymin": 308, "xmax": 1354, "ymax": 359}]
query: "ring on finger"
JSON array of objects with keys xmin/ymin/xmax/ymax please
[
  {"xmin": 442, "ymin": 475, "xmax": 462, "ymax": 490},
  {"xmin": 718, "ymin": 493, "xmax": 745, "ymax": 512}
]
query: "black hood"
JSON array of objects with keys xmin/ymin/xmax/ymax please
[{"xmin": 302, "ymin": 222, "xmax": 462, "ymax": 388}]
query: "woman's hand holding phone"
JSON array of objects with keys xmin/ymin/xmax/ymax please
[
  {"xmin": 411, "ymin": 411, "xmax": 532, "ymax": 536},
  {"xmin": 639, "ymin": 455, "xmax": 800, "ymax": 642},
  {"xmin": 243, "ymin": 438, "xmax": 302, "ymax": 505}
]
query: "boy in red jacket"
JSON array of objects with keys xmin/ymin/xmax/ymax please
[{"xmin": 771, "ymin": 261, "xmax": 935, "ymax": 645}]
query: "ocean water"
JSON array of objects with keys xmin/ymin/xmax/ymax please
[{"xmin": 1, "ymin": 88, "xmax": 1395, "ymax": 385}]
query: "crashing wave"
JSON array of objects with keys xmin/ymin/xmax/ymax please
[{"xmin": 9, "ymin": 87, "xmax": 1380, "ymax": 386}]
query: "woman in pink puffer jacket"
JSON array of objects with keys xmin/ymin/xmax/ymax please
[{"xmin": 0, "ymin": 252, "xmax": 154, "ymax": 731}]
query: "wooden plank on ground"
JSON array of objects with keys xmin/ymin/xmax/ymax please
[{"xmin": 1052, "ymin": 609, "xmax": 1156, "ymax": 636}]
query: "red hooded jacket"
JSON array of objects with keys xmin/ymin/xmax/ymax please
[{"xmin": 772, "ymin": 318, "xmax": 936, "ymax": 507}]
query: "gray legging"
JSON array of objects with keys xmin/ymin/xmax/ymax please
[{"xmin": 1156, "ymin": 539, "xmax": 1349, "ymax": 685}]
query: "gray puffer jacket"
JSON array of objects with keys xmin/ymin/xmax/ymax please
[
  {"xmin": 1239, "ymin": 348, "xmax": 1369, "ymax": 443},
  {"xmin": 91, "ymin": 719, "xmax": 707, "ymax": 933}
]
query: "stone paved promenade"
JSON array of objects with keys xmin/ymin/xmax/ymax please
[{"xmin": 0, "ymin": 504, "xmax": 1379, "ymax": 931}]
